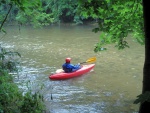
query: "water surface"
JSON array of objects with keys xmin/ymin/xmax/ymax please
[{"xmin": 0, "ymin": 24, "xmax": 144, "ymax": 113}]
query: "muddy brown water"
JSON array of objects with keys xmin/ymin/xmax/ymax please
[{"xmin": 0, "ymin": 24, "xmax": 144, "ymax": 113}]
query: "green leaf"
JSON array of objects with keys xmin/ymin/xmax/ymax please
[{"xmin": 134, "ymin": 91, "xmax": 150, "ymax": 104}]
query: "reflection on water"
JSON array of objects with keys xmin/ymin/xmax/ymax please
[{"xmin": 0, "ymin": 24, "xmax": 144, "ymax": 113}]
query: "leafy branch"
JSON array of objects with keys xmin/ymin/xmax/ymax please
[{"xmin": 134, "ymin": 91, "xmax": 150, "ymax": 104}]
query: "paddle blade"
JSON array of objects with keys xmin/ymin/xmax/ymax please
[
  {"xmin": 80, "ymin": 57, "xmax": 97, "ymax": 64},
  {"xmin": 86, "ymin": 57, "xmax": 96, "ymax": 63}
]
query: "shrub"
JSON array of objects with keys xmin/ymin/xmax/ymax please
[{"xmin": 0, "ymin": 46, "xmax": 46, "ymax": 113}]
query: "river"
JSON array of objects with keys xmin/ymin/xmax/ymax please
[{"xmin": 0, "ymin": 24, "xmax": 144, "ymax": 113}]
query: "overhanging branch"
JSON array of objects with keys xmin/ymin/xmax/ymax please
[{"xmin": 0, "ymin": 4, "xmax": 12, "ymax": 32}]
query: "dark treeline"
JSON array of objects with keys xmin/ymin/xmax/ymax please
[{"xmin": 0, "ymin": 0, "xmax": 95, "ymax": 28}]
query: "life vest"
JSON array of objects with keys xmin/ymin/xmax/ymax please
[{"xmin": 62, "ymin": 63, "xmax": 72, "ymax": 73}]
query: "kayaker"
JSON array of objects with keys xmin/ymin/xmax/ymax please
[{"xmin": 62, "ymin": 57, "xmax": 81, "ymax": 73}]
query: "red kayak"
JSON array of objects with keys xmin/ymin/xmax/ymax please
[{"xmin": 49, "ymin": 64, "xmax": 95, "ymax": 80}]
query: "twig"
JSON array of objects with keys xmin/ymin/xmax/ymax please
[{"xmin": 0, "ymin": 4, "xmax": 12, "ymax": 32}]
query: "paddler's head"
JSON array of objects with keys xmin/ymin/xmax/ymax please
[{"xmin": 65, "ymin": 57, "xmax": 71, "ymax": 63}]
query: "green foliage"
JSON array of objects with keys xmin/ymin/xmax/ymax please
[
  {"xmin": 20, "ymin": 91, "xmax": 45, "ymax": 113},
  {"xmin": 16, "ymin": 11, "xmax": 53, "ymax": 27},
  {"xmin": 0, "ymin": 0, "xmax": 54, "ymax": 30},
  {"xmin": 0, "ymin": 0, "xmax": 6, "ymax": 4},
  {"xmin": 15, "ymin": 0, "xmax": 53, "ymax": 27},
  {"xmin": 78, "ymin": 0, "xmax": 144, "ymax": 51},
  {"xmin": 0, "ymin": 46, "xmax": 46, "ymax": 113},
  {"xmin": 134, "ymin": 91, "xmax": 150, "ymax": 104},
  {"xmin": 0, "ymin": 0, "xmax": 94, "ymax": 29},
  {"xmin": 0, "ymin": 80, "xmax": 23, "ymax": 113},
  {"xmin": 94, "ymin": 43, "xmax": 107, "ymax": 52},
  {"xmin": 0, "ymin": 0, "xmax": 86, "ymax": 28},
  {"xmin": 0, "ymin": 73, "xmax": 45, "ymax": 113},
  {"xmin": 0, "ymin": 45, "xmax": 21, "ymax": 72},
  {"xmin": 43, "ymin": 0, "xmax": 79, "ymax": 23}
]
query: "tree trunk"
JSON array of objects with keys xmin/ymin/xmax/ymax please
[{"xmin": 139, "ymin": 1, "xmax": 150, "ymax": 113}]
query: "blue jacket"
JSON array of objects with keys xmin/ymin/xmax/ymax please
[{"xmin": 62, "ymin": 63, "xmax": 81, "ymax": 73}]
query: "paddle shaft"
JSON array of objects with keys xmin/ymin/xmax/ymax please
[{"xmin": 80, "ymin": 62, "xmax": 86, "ymax": 64}]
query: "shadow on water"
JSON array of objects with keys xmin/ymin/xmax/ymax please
[{"xmin": 0, "ymin": 24, "xmax": 144, "ymax": 113}]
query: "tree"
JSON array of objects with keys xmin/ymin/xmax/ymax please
[
  {"xmin": 0, "ymin": 0, "xmax": 53, "ymax": 31},
  {"xmin": 0, "ymin": 0, "xmax": 93, "ymax": 30},
  {"xmin": 78, "ymin": 0, "xmax": 150, "ymax": 112},
  {"xmin": 137, "ymin": 0, "xmax": 150, "ymax": 112},
  {"xmin": 42, "ymin": 0, "xmax": 81, "ymax": 23},
  {"xmin": 78, "ymin": 0, "xmax": 144, "ymax": 51},
  {"xmin": 15, "ymin": 0, "xmax": 53, "ymax": 27}
]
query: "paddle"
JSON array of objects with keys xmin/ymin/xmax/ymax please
[{"xmin": 80, "ymin": 57, "xmax": 96, "ymax": 64}]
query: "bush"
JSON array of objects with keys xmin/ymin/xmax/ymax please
[
  {"xmin": 0, "ymin": 46, "xmax": 46, "ymax": 113},
  {"xmin": 0, "ymin": 73, "xmax": 46, "ymax": 113}
]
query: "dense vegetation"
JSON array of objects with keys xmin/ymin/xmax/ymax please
[
  {"xmin": 78, "ymin": 0, "xmax": 144, "ymax": 51},
  {"xmin": 0, "ymin": 0, "xmax": 94, "ymax": 31},
  {"xmin": 0, "ymin": 46, "xmax": 45, "ymax": 113}
]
